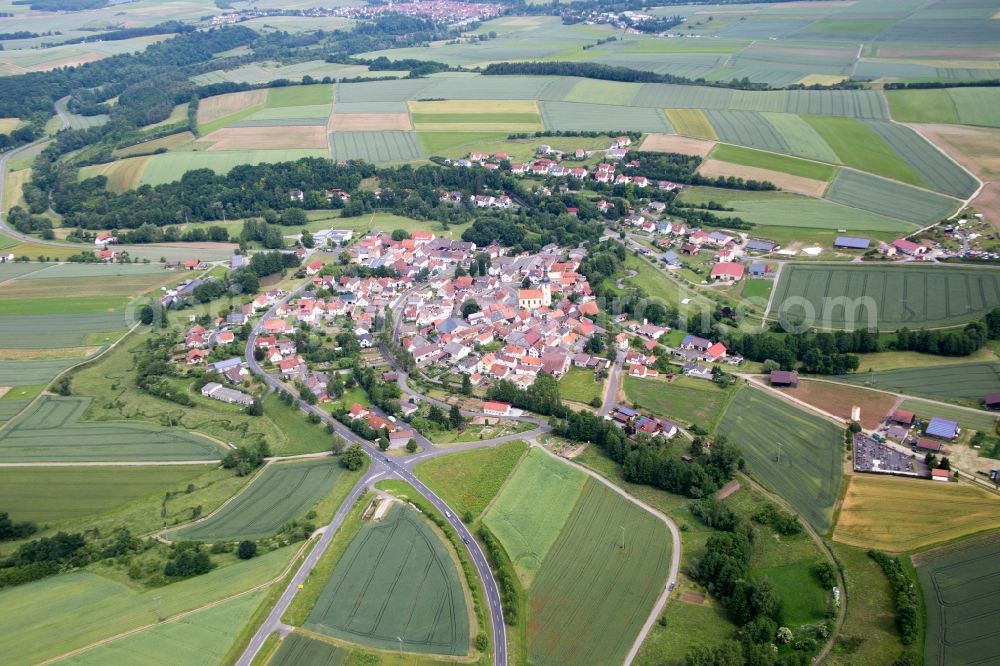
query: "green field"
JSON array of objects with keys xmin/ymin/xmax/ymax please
[
  {"xmin": 716, "ymin": 388, "xmax": 843, "ymax": 532},
  {"xmin": 803, "ymin": 115, "xmax": 927, "ymax": 187},
  {"xmin": 172, "ymin": 459, "xmax": 346, "ymax": 542},
  {"xmin": 0, "ymin": 547, "xmax": 293, "ymax": 665},
  {"xmin": 0, "ymin": 465, "xmax": 209, "ymax": 523},
  {"xmin": 269, "ymin": 633, "xmax": 348, "ymax": 666},
  {"xmin": 0, "ymin": 313, "xmax": 134, "ymax": 348},
  {"xmin": 751, "ymin": 563, "xmax": 827, "ymax": 625},
  {"xmin": 771, "ymin": 264, "xmax": 1000, "ymax": 330},
  {"xmin": 140, "ymin": 150, "xmax": 328, "ymax": 186},
  {"xmin": 328, "ymin": 131, "xmax": 423, "ymax": 163},
  {"xmin": 825, "ymin": 169, "xmax": 959, "ymax": 225},
  {"xmin": 887, "ymin": 87, "xmax": 1000, "ymax": 128},
  {"xmin": 266, "ymin": 84, "xmax": 333, "ymax": 108},
  {"xmin": 415, "ymin": 440, "xmax": 527, "ymax": 520},
  {"xmin": 917, "ymin": 536, "xmax": 1000, "ymax": 666},
  {"xmin": 483, "ymin": 447, "xmax": 587, "ymax": 582},
  {"xmin": 261, "ymin": 392, "xmax": 334, "ymax": 456},
  {"xmin": 0, "ymin": 357, "xmax": 85, "ymax": 386},
  {"xmin": 741, "ymin": 278, "xmax": 774, "ymax": 302},
  {"xmin": 865, "ymin": 120, "xmax": 978, "ymax": 199},
  {"xmin": 897, "ymin": 398, "xmax": 997, "ymax": 433},
  {"xmin": 711, "ymin": 143, "xmax": 836, "ymax": 181},
  {"xmin": 759, "ymin": 112, "xmax": 839, "ymax": 163},
  {"xmin": 60, "ymin": 590, "xmax": 264, "ymax": 666},
  {"xmin": 0, "ymin": 396, "xmax": 223, "ymax": 462},
  {"xmin": 303, "ymin": 504, "xmax": 469, "ymax": 655},
  {"xmin": 624, "ymin": 375, "xmax": 732, "ymax": 430},
  {"xmin": 527, "ymin": 477, "xmax": 670, "ymax": 666},
  {"xmin": 558, "ymin": 367, "xmax": 604, "ymax": 404},
  {"xmin": 539, "ymin": 101, "xmax": 672, "ymax": 133},
  {"xmin": 837, "ymin": 362, "xmax": 1000, "ymax": 405}
]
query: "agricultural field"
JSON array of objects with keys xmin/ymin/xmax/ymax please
[
  {"xmin": 558, "ymin": 367, "xmax": 604, "ymax": 405},
  {"xmin": 916, "ymin": 535, "xmax": 1000, "ymax": 666},
  {"xmin": 834, "ymin": 475, "xmax": 1000, "ymax": 552},
  {"xmin": 0, "ymin": 312, "xmax": 136, "ymax": 349},
  {"xmin": 0, "ymin": 546, "xmax": 294, "ymax": 665},
  {"xmin": 140, "ymin": 150, "xmax": 329, "ymax": 186},
  {"xmin": 328, "ymin": 131, "xmax": 423, "ymax": 163},
  {"xmin": 864, "ymin": 120, "xmax": 978, "ymax": 199},
  {"xmin": 0, "ymin": 465, "xmax": 210, "ymax": 524},
  {"xmin": 482, "ymin": 447, "xmax": 586, "ymax": 582},
  {"xmin": 0, "ymin": 396, "xmax": 224, "ymax": 462},
  {"xmin": 837, "ymin": 362, "xmax": 1000, "ymax": 405},
  {"xmin": 415, "ymin": 440, "xmax": 527, "ymax": 520},
  {"xmin": 171, "ymin": 459, "xmax": 347, "ymax": 542},
  {"xmin": 303, "ymin": 503, "xmax": 469, "ymax": 655},
  {"xmin": 803, "ymin": 115, "xmax": 927, "ymax": 187},
  {"xmin": 771, "ymin": 264, "xmax": 1000, "ymax": 330},
  {"xmin": 0, "ymin": 357, "xmax": 85, "ymax": 386},
  {"xmin": 78, "ymin": 156, "xmax": 152, "ymax": 193},
  {"xmin": 716, "ymin": 388, "xmax": 843, "ymax": 532},
  {"xmin": 623, "ymin": 375, "xmax": 733, "ymax": 430},
  {"xmin": 824, "ymin": 169, "xmax": 960, "ymax": 226},
  {"xmin": 697, "ymin": 159, "xmax": 829, "ymax": 199},
  {"xmin": 896, "ymin": 398, "xmax": 997, "ymax": 434},
  {"xmin": 710, "ymin": 143, "xmax": 836, "ymax": 182},
  {"xmin": 539, "ymin": 101, "xmax": 671, "ymax": 133},
  {"xmin": 887, "ymin": 87, "xmax": 1000, "ymax": 128},
  {"xmin": 775, "ymin": 379, "xmax": 896, "ymax": 430},
  {"xmin": 665, "ymin": 108, "xmax": 717, "ymax": 140},
  {"xmin": 526, "ymin": 477, "xmax": 669, "ymax": 666},
  {"xmin": 409, "ymin": 100, "xmax": 542, "ymax": 132},
  {"xmin": 640, "ymin": 133, "xmax": 715, "ymax": 157},
  {"xmin": 60, "ymin": 590, "xmax": 264, "ymax": 666},
  {"xmin": 113, "ymin": 131, "xmax": 196, "ymax": 158}
]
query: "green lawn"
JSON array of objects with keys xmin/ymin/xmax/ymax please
[
  {"xmin": 483, "ymin": 447, "xmax": 587, "ymax": 583},
  {"xmin": 415, "ymin": 440, "xmax": 527, "ymax": 520},
  {"xmin": 711, "ymin": 143, "xmax": 836, "ymax": 181},
  {"xmin": 751, "ymin": 563, "xmax": 827, "ymax": 625},
  {"xmin": 262, "ymin": 393, "xmax": 332, "ymax": 455},
  {"xmin": 741, "ymin": 278, "xmax": 774, "ymax": 302},
  {"xmin": 623, "ymin": 375, "xmax": 733, "ymax": 431},
  {"xmin": 559, "ymin": 367, "xmax": 604, "ymax": 404},
  {"xmin": 716, "ymin": 388, "xmax": 843, "ymax": 533}
]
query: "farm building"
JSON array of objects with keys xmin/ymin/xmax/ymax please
[
  {"xmin": 680, "ymin": 335, "xmax": 711, "ymax": 351},
  {"xmin": 748, "ymin": 263, "xmax": 776, "ymax": 278},
  {"xmin": 916, "ymin": 438, "xmax": 947, "ymax": 454},
  {"xmin": 926, "ymin": 417, "xmax": 959, "ymax": 440},
  {"xmin": 745, "ymin": 239, "xmax": 777, "ymax": 253},
  {"xmin": 931, "ymin": 469, "xmax": 950, "ymax": 482},
  {"xmin": 770, "ymin": 371, "xmax": 798, "ymax": 387},
  {"xmin": 710, "ymin": 262, "xmax": 744, "ymax": 281},
  {"xmin": 201, "ymin": 382, "xmax": 254, "ymax": 406},
  {"xmin": 834, "ymin": 236, "xmax": 871, "ymax": 250},
  {"xmin": 890, "ymin": 409, "xmax": 915, "ymax": 426},
  {"xmin": 891, "ymin": 238, "xmax": 926, "ymax": 256},
  {"xmin": 984, "ymin": 393, "xmax": 1000, "ymax": 410},
  {"xmin": 662, "ymin": 251, "xmax": 681, "ymax": 268},
  {"xmin": 483, "ymin": 401, "xmax": 512, "ymax": 417}
]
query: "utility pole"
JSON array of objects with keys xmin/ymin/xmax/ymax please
[
  {"xmin": 620, "ymin": 525, "xmax": 626, "ymax": 550},
  {"xmin": 396, "ymin": 636, "xmax": 403, "ymax": 655},
  {"xmin": 152, "ymin": 595, "xmax": 162, "ymax": 622},
  {"xmin": 777, "ymin": 442, "xmax": 783, "ymax": 464}
]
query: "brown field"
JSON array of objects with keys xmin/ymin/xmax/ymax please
[
  {"xmin": 745, "ymin": 44, "xmax": 856, "ymax": 59},
  {"xmin": 200, "ymin": 126, "xmax": 327, "ymax": 150},
  {"xmin": 834, "ymin": 475, "xmax": 1000, "ymax": 552},
  {"xmin": 679, "ymin": 592, "xmax": 706, "ymax": 605},
  {"xmin": 0, "ymin": 347, "xmax": 98, "ymax": 361},
  {"xmin": 114, "ymin": 132, "xmax": 194, "ymax": 158},
  {"xmin": 775, "ymin": 379, "xmax": 894, "ymax": 429},
  {"xmin": 914, "ymin": 123, "xmax": 1000, "ymax": 229},
  {"xmin": 196, "ymin": 89, "xmax": 268, "ymax": 124},
  {"xmin": 26, "ymin": 52, "xmax": 104, "ymax": 72},
  {"xmin": 715, "ymin": 480, "xmax": 741, "ymax": 500},
  {"xmin": 698, "ymin": 159, "xmax": 829, "ymax": 198},
  {"xmin": 640, "ymin": 133, "xmax": 716, "ymax": 156},
  {"xmin": 328, "ymin": 112, "xmax": 412, "ymax": 131},
  {"xmin": 878, "ymin": 48, "xmax": 1000, "ymax": 59}
]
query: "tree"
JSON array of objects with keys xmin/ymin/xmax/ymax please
[
  {"xmin": 461, "ymin": 299, "xmax": 481, "ymax": 318},
  {"xmin": 246, "ymin": 399, "xmax": 263, "ymax": 416},
  {"xmin": 331, "ymin": 433, "xmax": 346, "ymax": 455},
  {"xmin": 378, "ymin": 434, "xmax": 390, "ymax": 451},
  {"xmin": 391, "ymin": 228, "xmax": 411, "ymax": 241},
  {"xmin": 761, "ymin": 359, "xmax": 779, "ymax": 374},
  {"xmin": 450, "ymin": 403, "xmax": 463, "ymax": 429},
  {"xmin": 461, "ymin": 374, "xmax": 472, "ymax": 396},
  {"xmin": 341, "ymin": 443, "xmax": 366, "ymax": 470},
  {"xmin": 938, "ymin": 456, "xmax": 951, "ymax": 470},
  {"xmin": 406, "ymin": 438, "xmax": 418, "ymax": 453},
  {"xmin": 237, "ymin": 540, "xmax": 257, "ymax": 559}
]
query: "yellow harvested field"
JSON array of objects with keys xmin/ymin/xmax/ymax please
[
  {"xmin": 26, "ymin": 52, "xmax": 104, "ymax": 72},
  {"xmin": 196, "ymin": 89, "xmax": 268, "ymax": 124},
  {"xmin": 114, "ymin": 132, "xmax": 195, "ymax": 157},
  {"xmin": 3, "ymin": 168, "xmax": 30, "ymax": 214},
  {"xmin": 0, "ymin": 118, "xmax": 21, "ymax": 133},
  {"xmin": 408, "ymin": 100, "xmax": 539, "ymax": 114},
  {"xmin": 329, "ymin": 113, "xmax": 412, "ymax": 131},
  {"xmin": 698, "ymin": 159, "xmax": 830, "ymax": 197},
  {"xmin": 0, "ymin": 347, "xmax": 99, "ymax": 361},
  {"xmin": 78, "ymin": 156, "xmax": 151, "ymax": 193},
  {"xmin": 665, "ymin": 109, "xmax": 718, "ymax": 140},
  {"xmin": 834, "ymin": 475, "xmax": 1000, "ymax": 552},
  {"xmin": 640, "ymin": 133, "xmax": 716, "ymax": 157},
  {"xmin": 200, "ymin": 126, "xmax": 328, "ymax": 150},
  {"xmin": 796, "ymin": 74, "xmax": 849, "ymax": 86}
]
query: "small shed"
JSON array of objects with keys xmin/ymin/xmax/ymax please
[
  {"xmin": 769, "ymin": 370, "xmax": 798, "ymax": 387},
  {"xmin": 890, "ymin": 409, "xmax": 915, "ymax": 426},
  {"xmin": 983, "ymin": 392, "xmax": 1000, "ymax": 410},
  {"xmin": 931, "ymin": 469, "xmax": 950, "ymax": 482}
]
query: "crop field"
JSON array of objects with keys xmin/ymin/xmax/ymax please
[
  {"xmin": 710, "ymin": 143, "xmax": 836, "ymax": 181},
  {"xmin": 771, "ymin": 264, "xmax": 1000, "ymax": 330},
  {"xmin": 705, "ymin": 110, "xmax": 796, "ymax": 155},
  {"xmin": 527, "ymin": 478, "xmax": 669, "ymax": 666},
  {"xmin": 698, "ymin": 160, "xmax": 829, "ymax": 198},
  {"xmin": 172, "ymin": 459, "xmax": 346, "ymax": 541},
  {"xmin": 864, "ymin": 120, "xmax": 978, "ymax": 198},
  {"xmin": 664, "ymin": 108, "xmax": 717, "ymax": 140},
  {"xmin": 114, "ymin": 131, "xmax": 195, "ymax": 157},
  {"xmin": 825, "ymin": 169, "xmax": 960, "ymax": 225},
  {"xmin": 559, "ymin": 367, "xmax": 604, "ymax": 405},
  {"xmin": 0, "ymin": 312, "xmax": 133, "ymax": 348},
  {"xmin": 835, "ymin": 475, "xmax": 1000, "ymax": 552},
  {"xmin": 0, "ymin": 357, "xmax": 85, "ymax": 386},
  {"xmin": 303, "ymin": 504, "xmax": 469, "ymax": 655},
  {"xmin": 727, "ymin": 196, "xmax": 916, "ymax": 234},
  {"xmin": 0, "ymin": 546, "xmax": 293, "ymax": 665},
  {"xmin": 265, "ymin": 84, "xmax": 333, "ymax": 108},
  {"xmin": 803, "ymin": 115, "xmax": 927, "ymax": 187},
  {"xmin": 775, "ymin": 379, "xmax": 896, "ymax": 430},
  {"xmin": 0, "ymin": 396, "xmax": 223, "ymax": 462},
  {"xmin": 483, "ymin": 448, "xmax": 587, "ymax": 582},
  {"xmin": 897, "ymin": 398, "xmax": 997, "ymax": 434},
  {"xmin": 328, "ymin": 112, "xmax": 412, "ymax": 131},
  {"xmin": 140, "ymin": 150, "xmax": 328, "ymax": 186},
  {"xmin": 837, "ymin": 362, "xmax": 1000, "ymax": 404},
  {"xmin": 415, "ymin": 440, "xmax": 527, "ymax": 520},
  {"xmin": 640, "ymin": 133, "xmax": 715, "ymax": 157},
  {"xmin": 917, "ymin": 536, "xmax": 1000, "ymax": 666},
  {"xmin": 78, "ymin": 156, "xmax": 151, "ymax": 193},
  {"xmin": 15, "ymin": 263, "xmax": 169, "ymax": 279},
  {"xmin": 0, "ymin": 465, "xmax": 210, "ymax": 523},
  {"xmin": 759, "ymin": 112, "xmax": 840, "ymax": 163},
  {"xmin": 540, "ymin": 101, "xmax": 671, "ymax": 133},
  {"xmin": 196, "ymin": 89, "xmax": 268, "ymax": 125},
  {"xmin": 623, "ymin": 375, "xmax": 731, "ymax": 430},
  {"xmin": 564, "ymin": 78, "xmax": 641, "ymax": 105},
  {"xmin": 328, "ymin": 131, "xmax": 423, "ymax": 163},
  {"xmin": 409, "ymin": 100, "xmax": 542, "ymax": 131},
  {"xmin": 269, "ymin": 633, "xmax": 348, "ymax": 666},
  {"xmin": 201, "ymin": 126, "xmax": 329, "ymax": 150},
  {"xmin": 887, "ymin": 87, "xmax": 1000, "ymax": 128},
  {"xmin": 717, "ymin": 388, "xmax": 843, "ymax": 532}
]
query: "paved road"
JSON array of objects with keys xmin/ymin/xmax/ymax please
[{"xmin": 599, "ymin": 349, "xmax": 625, "ymax": 417}]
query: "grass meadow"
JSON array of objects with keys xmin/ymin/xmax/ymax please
[
  {"xmin": 711, "ymin": 143, "xmax": 836, "ymax": 181},
  {"xmin": 716, "ymin": 388, "xmax": 843, "ymax": 533},
  {"xmin": 415, "ymin": 440, "xmax": 527, "ymax": 520},
  {"xmin": 838, "ymin": 362, "xmax": 1000, "ymax": 405},
  {"xmin": 558, "ymin": 367, "xmax": 604, "ymax": 404},
  {"xmin": 624, "ymin": 375, "xmax": 734, "ymax": 431}
]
